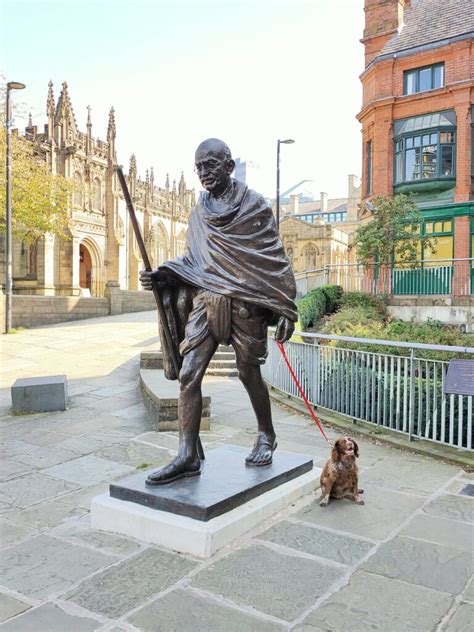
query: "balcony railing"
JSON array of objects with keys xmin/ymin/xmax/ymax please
[
  {"xmin": 262, "ymin": 333, "xmax": 474, "ymax": 451},
  {"xmin": 294, "ymin": 258, "xmax": 473, "ymax": 298}
]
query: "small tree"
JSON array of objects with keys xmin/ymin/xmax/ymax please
[
  {"xmin": 0, "ymin": 120, "xmax": 71, "ymax": 245},
  {"xmin": 353, "ymin": 194, "xmax": 434, "ymax": 269}
]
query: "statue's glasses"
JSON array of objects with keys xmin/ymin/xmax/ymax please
[{"xmin": 194, "ymin": 159, "xmax": 223, "ymax": 174}]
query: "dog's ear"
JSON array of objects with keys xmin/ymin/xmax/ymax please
[
  {"xmin": 353, "ymin": 440, "xmax": 359, "ymax": 458},
  {"xmin": 331, "ymin": 440, "xmax": 341, "ymax": 462}
]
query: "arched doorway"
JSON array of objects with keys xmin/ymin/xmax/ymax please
[
  {"xmin": 79, "ymin": 243, "xmax": 93, "ymax": 293},
  {"xmin": 79, "ymin": 237, "xmax": 104, "ymax": 296}
]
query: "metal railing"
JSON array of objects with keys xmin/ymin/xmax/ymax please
[
  {"xmin": 294, "ymin": 258, "xmax": 473, "ymax": 298},
  {"xmin": 263, "ymin": 332, "xmax": 474, "ymax": 451}
]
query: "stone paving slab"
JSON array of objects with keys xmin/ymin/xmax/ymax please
[
  {"xmin": 0, "ymin": 519, "xmax": 38, "ymax": 549},
  {"xmin": 42, "ymin": 455, "xmax": 135, "ymax": 486},
  {"xmin": 399, "ymin": 512, "xmax": 473, "ymax": 551},
  {"xmin": 11, "ymin": 427, "xmax": 74, "ymax": 447},
  {"xmin": 464, "ymin": 580, "xmax": 474, "ymax": 601},
  {"xmin": 0, "ymin": 603, "xmax": 101, "ymax": 631},
  {"xmin": 59, "ymin": 483, "xmax": 109, "ymax": 510},
  {"xmin": 5, "ymin": 498, "xmax": 87, "ymax": 531},
  {"xmin": 127, "ymin": 588, "xmax": 286, "ymax": 631},
  {"xmin": 295, "ymin": 485, "xmax": 423, "ymax": 540},
  {"xmin": 48, "ymin": 435, "xmax": 111, "ymax": 456},
  {"xmin": 301, "ymin": 570, "xmax": 453, "ymax": 631},
  {"xmin": 445, "ymin": 602, "xmax": 474, "ymax": 631},
  {"xmin": 362, "ymin": 535, "xmax": 472, "ymax": 594},
  {"xmin": 258, "ymin": 520, "xmax": 375, "ymax": 566},
  {"xmin": 0, "ymin": 440, "xmax": 35, "ymax": 460},
  {"xmin": 14, "ymin": 445, "xmax": 79, "ymax": 469},
  {"xmin": 66, "ymin": 547, "xmax": 197, "ymax": 619},
  {"xmin": 362, "ymin": 455, "xmax": 456, "ymax": 496},
  {"xmin": 0, "ymin": 459, "xmax": 30, "ymax": 482},
  {"xmin": 93, "ymin": 442, "xmax": 169, "ymax": 468},
  {"xmin": 51, "ymin": 521, "xmax": 143, "ymax": 557},
  {"xmin": 0, "ymin": 534, "xmax": 115, "ymax": 599},
  {"xmin": 0, "ymin": 594, "xmax": 31, "ymax": 623},
  {"xmin": 0, "ymin": 473, "xmax": 79, "ymax": 509},
  {"xmin": 191, "ymin": 544, "xmax": 344, "ymax": 621},
  {"xmin": 423, "ymin": 493, "xmax": 474, "ymax": 523}
]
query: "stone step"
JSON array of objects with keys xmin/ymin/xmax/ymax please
[
  {"xmin": 140, "ymin": 368, "xmax": 211, "ymax": 431},
  {"xmin": 141, "ymin": 348, "xmax": 237, "ymax": 373},
  {"xmin": 208, "ymin": 359, "xmax": 237, "ymax": 369},
  {"xmin": 218, "ymin": 345, "xmax": 233, "ymax": 352},
  {"xmin": 206, "ymin": 368, "xmax": 239, "ymax": 377},
  {"xmin": 140, "ymin": 350, "xmax": 163, "ymax": 370}
]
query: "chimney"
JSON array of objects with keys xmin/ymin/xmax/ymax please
[
  {"xmin": 361, "ymin": 0, "xmax": 410, "ymax": 67},
  {"xmin": 290, "ymin": 194, "xmax": 299, "ymax": 215},
  {"xmin": 348, "ymin": 174, "xmax": 360, "ymax": 198},
  {"xmin": 320, "ymin": 192, "xmax": 328, "ymax": 212}
]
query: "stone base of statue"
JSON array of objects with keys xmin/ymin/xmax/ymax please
[{"xmin": 91, "ymin": 445, "xmax": 319, "ymax": 558}]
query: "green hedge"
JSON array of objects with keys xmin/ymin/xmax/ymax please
[
  {"xmin": 297, "ymin": 285, "xmax": 342, "ymax": 330},
  {"xmin": 320, "ymin": 284, "xmax": 344, "ymax": 314}
]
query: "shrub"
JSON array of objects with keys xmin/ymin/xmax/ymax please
[
  {"xmin": 339, "ymin": 291, "xmax": 388, "ymax": 317},
  {"xmin": 297, "ymin": 288, "xmax": 328, "ymax": 330},
  {"xmin": 319, "ymin": 285, "xmax": 343, "ymax": 314},
  {"xmin": 322, "ymin": 310, "xmax": 474, "ymax": 361},
  {"xmin": 323, "ymin": 305, "xmax": 384, "ymax": 332}
]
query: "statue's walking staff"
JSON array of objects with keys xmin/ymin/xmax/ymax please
[{"xmin": 115, "ymin": 166, "xmax": 204, "ymax": 459}]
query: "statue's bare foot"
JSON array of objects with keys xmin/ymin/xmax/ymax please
[
  {"xmin": 145, "ymin": 456, "xmax": 200, "ymax": 486},
  {"xmin": 245, "ymin": 432, "xmax": 277, "ymax": 467}
]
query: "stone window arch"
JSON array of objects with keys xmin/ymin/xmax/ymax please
[
  {"xmin": 302, "ymin": 243, "xmax": 318, "ymax": 269},
  {"xmin": 176, "ymin": 230, "xmax": 187, "ymax": 256},
  {"xmin": 92, "ymin": 177, "xmax": 101, "ymax": 211}
]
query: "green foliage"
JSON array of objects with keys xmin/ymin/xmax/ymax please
[
  {"xmin": 297, "ymin": 288, "xmax": 327, "ymax": 330},
  {"xmin": 296, "ymin": 284, "xmax": 343, "ymax": 330},
  {"xmin": 319, "ymin": 285, "xmax": 343, "ymax": 314},
  {"xmin": 339, "ymin": 291, "xmax": 388, "ymax": 317},
  {"xmin": 322, "ymin": 296, "xmax": 474, "ymax": 361},
  {"xmin": 325, "ymin": 306, "xmax": 384, "ymax": 330},
  {"xmin": 0, "ymin": 114, "xmax": 71, "ymax": 245},
  {"xmin": 354, "ymin": 194, "xmax": 434, "ymax": 268}
]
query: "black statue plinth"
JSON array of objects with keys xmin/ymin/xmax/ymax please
[{"xmin": 110, "ymin": 445, "xmax": 313, "ymax": 522}]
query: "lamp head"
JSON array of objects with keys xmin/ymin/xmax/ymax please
[
  {"xmin": 280, "ymin": 139, "xmax": 295, "ymax": 144},
  {"xmin": 7, "ymin": 82, "xmax": 26, "ymax": 91}
]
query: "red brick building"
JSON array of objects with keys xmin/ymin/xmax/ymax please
[{"xmin": 358, "ymin": 0, "xmax": 473, "ymax": 295}]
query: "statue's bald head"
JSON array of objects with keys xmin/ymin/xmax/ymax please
[
  {"xmin": 194, "ymin": 138, "xmax": 235, "ymax": 197},
  {"xmin": 195, "ymin": 138, "xmax": 232, "ymax": 162}
]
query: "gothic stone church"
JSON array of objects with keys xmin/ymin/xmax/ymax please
[{"xmin": 6, "ymin": 81, "xmax": 194, "ymax": 297}]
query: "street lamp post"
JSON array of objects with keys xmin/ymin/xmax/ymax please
[
  {"xmin": 275, "ymin": 138, "xmax": 294, "ymax": 230},
  {"xmin": 4, "ymin": 81, "xmax": 26, "ymax": 333}
]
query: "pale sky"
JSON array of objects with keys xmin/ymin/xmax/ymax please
[{"xmin": 1, "ymin": 0, "xmax": 364, "ymax": 199}]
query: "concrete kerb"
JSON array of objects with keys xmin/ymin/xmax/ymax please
[{"xmin": 269, "ymin": 387, "xmax": 474, "ymax": 469}]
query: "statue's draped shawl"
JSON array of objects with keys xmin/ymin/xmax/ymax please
[{"xmin": 162, "ymin": 179, "xmax": 297, "ymax": 323}]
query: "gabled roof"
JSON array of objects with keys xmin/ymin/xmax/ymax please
[{"xmin": 379, "ymin": 0, "xmax": 473, "ymax": 58}]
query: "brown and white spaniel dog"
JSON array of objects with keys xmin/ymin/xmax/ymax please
[{"xmin": 319, "ymin": 436, "xmax": 364, "ymax": 507}]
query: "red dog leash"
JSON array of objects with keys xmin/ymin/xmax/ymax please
[{"xmin": 276, "ymin": 341, "xmax": 331, "ymax": 444}]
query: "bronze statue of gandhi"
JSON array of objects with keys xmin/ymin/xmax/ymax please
[{"xmin": 140, "ymin": 138, "xmax": 297, "ymax": 485}]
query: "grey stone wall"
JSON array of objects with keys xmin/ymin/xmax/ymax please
[{"xmin": 5, "ymin": 287, "xmax": 156, "ymax": 330}]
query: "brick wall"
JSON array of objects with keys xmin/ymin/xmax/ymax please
[{"xmin": 359, "ymin": 33, "xmax": 473, "ymax": 204}]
